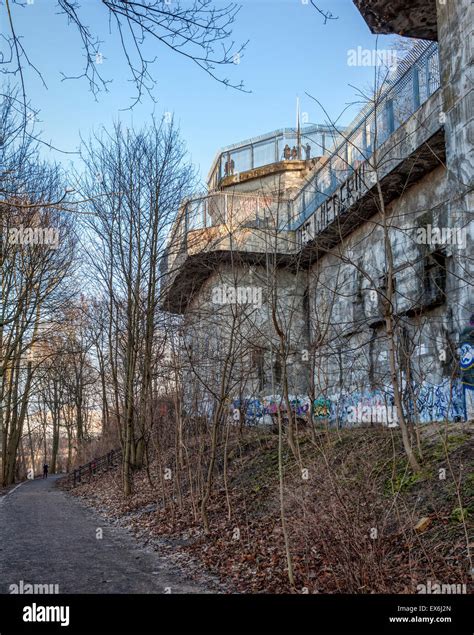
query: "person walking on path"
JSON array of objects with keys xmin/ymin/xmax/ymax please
[{"xmin": 43, "ymin": 463, "xmax": 49, "ymax": 479}]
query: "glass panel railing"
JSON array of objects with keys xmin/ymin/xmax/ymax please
[
  {"xmin": 207, "ymin": 194, "xmax": 227, "ymax": 226},
  {"xmin": 211, "ymin": 124, "xmax": 340, "ymax": 185},
  {"xmin": 253, "ymin": 139, "xmax": 277, "ymax": 169}
]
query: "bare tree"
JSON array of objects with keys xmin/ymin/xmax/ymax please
[
  {"xmin": 0, "ymin": 90, "xmax": 77, "ymax": 485},
  {"xmin": 2, "ymin": 0, "xmax": 248, "ymax": 117},
  {"xmin": 79, "ymin": 118, "xmax": 194, "ymax": 495}
]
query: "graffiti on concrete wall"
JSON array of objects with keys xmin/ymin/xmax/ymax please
[
  {"xmin": 327, "ymin": 380, "xmax": 465, "ymax": 426},
  {"xmin": 231, "ymin": 394, "xmax": 310, "ymax": 425},
  {"xmin": 230, "ymin": 379, "xmax": 466, "ymax": 426},
  {"xmin": 313, "ymin": 397, "xmax": 332, "ymax": 419},
  {"xmin": 412, "ymin": 379, "xmax": 465, "ymax": 423}
]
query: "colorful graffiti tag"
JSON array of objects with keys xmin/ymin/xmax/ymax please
[
  {"xmin": 231, "ymin": 394, "xmax": 310, "ymax": 425},
  {"xmin": 230, "ymin": 379, "xmax": 466, "ymax": 426},
  {"xmin": 313, "ymin": 397, "xmax": 332, "ymax": 419},
  {"xmin": 412, "ymin": 379, "xmax": 465, "ymax": 423}
]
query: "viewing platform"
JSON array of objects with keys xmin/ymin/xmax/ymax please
[
  {"xmin": 207, "ymin": 124, "xmax": 343, "ymax": 191},
  {"xmin": 159, "ymin": 192, "xmax": 295, "ymax": 312},
  {"xmin": 160, "ymin": 41, "xmax": 442, "ymax": 313}
]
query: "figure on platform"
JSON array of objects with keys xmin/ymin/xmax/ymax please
[
  {"xmin": 224, "ymin": 154, "xmax": 235, "ymax": 176},
  {"xmin": 291, "ymin": 146, "xmax": 298, "ymax": 160},
  {"xmin": 283, "ymin": 144, "xmax": 291, "ymax": 160},
  {"xmin": 305, "ymin": 143, "xmax": 311, "ymax": 160}
]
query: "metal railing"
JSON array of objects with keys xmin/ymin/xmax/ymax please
[
  {"xmin": 160, "ymin": 191, "xmax": 292, "ymax": 282},
  {"xmin": 185, "ymin": 191, "xmax": 291, "ymax": 231},
  {"xmin": 161, "ymin": 41, "xmax": 440, "ymax": 280},
  {"xmin": 60, "ymin": 448, "xmax": 122, "ymax": 488},
  {"xmin": 207, "ymin": 124, "xmax": 344, "ymax": 190},
  {"xmin": 289, "ymin": 41, "xmax": 440, "ymax": 229}
]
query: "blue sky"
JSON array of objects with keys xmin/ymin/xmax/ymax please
[{"xmin": 7, "ymin": 0, "xmax": 400, "ymax": 186}]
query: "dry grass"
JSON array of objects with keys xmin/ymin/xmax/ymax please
[{"xmin": 66, "ymin": 421, "xmax": 474, "ymax": 593}]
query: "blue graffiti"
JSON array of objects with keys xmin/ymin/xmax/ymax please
[{"xmin": 231, "ymin": 379, "xmax": 466, "ymax": 426}]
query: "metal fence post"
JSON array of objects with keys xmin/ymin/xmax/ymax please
[
  {"xmin": 412, "ymin": 66, "xmax": 421, "ymax": 110},
  {"xmin": 386, "ymin": 98, "xmax": 395, "ymax": 135},
  {"xmin": 424, "ymin": 55, "xmax": 430, "ymax": 97}
]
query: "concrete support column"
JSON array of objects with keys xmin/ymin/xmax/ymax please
[
  {"xmin": 436, "ymin": 0, "xmax": 473, "ymax": 185},
  {"xmin": 436, "ymin": 0, "xmax": 474, "ymax": 328}
]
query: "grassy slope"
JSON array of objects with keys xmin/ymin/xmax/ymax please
[{"xmin": 67, "ymin": 422, "xmax": 474, "ymax": 593}]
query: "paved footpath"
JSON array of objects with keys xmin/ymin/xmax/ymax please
[{"xmin": 0, "ymin": 475, "xmax": 207, "ymax": 594}]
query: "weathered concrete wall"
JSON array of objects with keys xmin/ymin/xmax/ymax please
[
  {"xmin": 436, "ymin": 0, "xmax": 474, "ymax": 332},
  {"xmin": 353, "ymin": 0, "xmax": 438, "ymax": 40},
  {"xmin": 307, "ymin": 163, "xmax": 470, "ymax": 422},
  {"xmin": 219, "ymin": 158, "xmax": 323, "ymax": 198},
  {"xmin": 181, "ymin": 263, "xmax": 310, "ymax": 415},
  {"xmin": 179, "ymin": 153, "xmax": 471, "ymax": 423}
]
